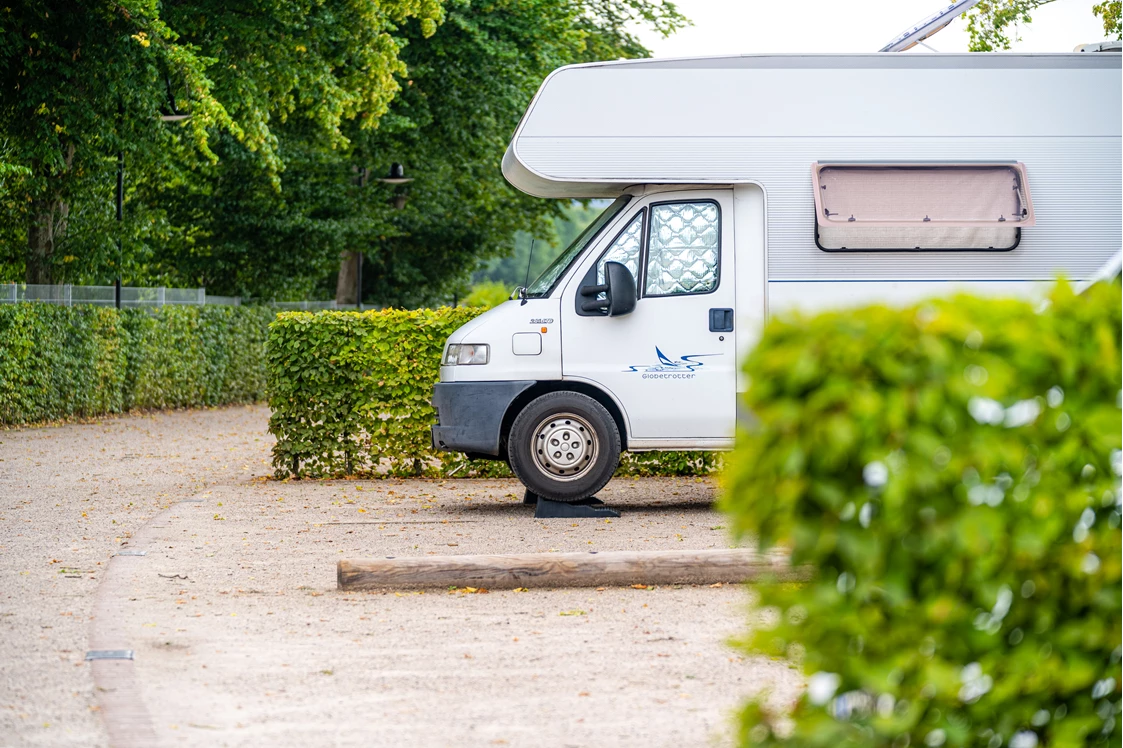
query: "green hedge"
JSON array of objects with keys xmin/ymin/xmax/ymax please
[
  {"xmin": 723, "ymin": 282, "xmax": 1121, "ymax": 747},
  {"xmin": 0, "ymin": 304, "xmax": 274, "ymax": 425},
  {"xmin": 267, "ymin": 308, "xmax": 482, "ymax": 478},
  {"xmin": 266, "ymin": 307, "xmax": 720, "ymax": 479}
]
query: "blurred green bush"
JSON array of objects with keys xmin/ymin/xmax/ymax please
[
  {"xmin": 723, "ymin": 281, "xmax": 1121, "ymax": 748},
  {"xmin": 0, "ymin": 305, "xmax": 273, "ymax": 425},
  {"xmin": 266, "ymin": 307, "xmax": 719, "ymax": 479},
  {"xmin": 461, "ymin": 280, "xmax": 512, "ymax": 309}
]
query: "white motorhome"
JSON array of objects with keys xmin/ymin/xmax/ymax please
[{"xmin": 431, "ymin": 52, "xmax": 1122, "ymax": 503}]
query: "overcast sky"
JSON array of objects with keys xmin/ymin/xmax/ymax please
[{"xmin": 632, "ymin": 0, "xmax": 1112, "ymax": 56}]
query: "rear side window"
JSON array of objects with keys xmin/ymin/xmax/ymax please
[{"xmin": 812, "ymin": 163, "xmax": 1034, "ymax": 252}]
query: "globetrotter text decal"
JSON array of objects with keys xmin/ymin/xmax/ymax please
[{"xmin": 624, "ymin": 347, "xmax": 720, "ymax": 380}]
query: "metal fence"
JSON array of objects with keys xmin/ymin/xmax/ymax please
[
  {"xmin": 267, "ymin": 300, "xmax": 357, "ymax": 311},
  {"xmin": 0, "ymin": 284, "xmax": 357, "ymax": 310}
]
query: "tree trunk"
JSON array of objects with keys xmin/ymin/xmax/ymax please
[
  {"xmin": 335, "ymin": 250, "xmax": 360, "ymax": 305},
  {"xmin": 25, "ymin": 146, "xmax": 75, "ymax": 285},
  {"xmin": 25, "ymin": 197, "xmax": 69, "ymax": 285}
]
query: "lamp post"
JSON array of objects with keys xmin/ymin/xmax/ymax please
[
  {"xmin": 379, "ymin": 162, "xmax": 413, "ymax": 206},
  {"xmin": 352, "ymin": 162, "xmax": 412, "ymax": 311},
  {"xmin": 115, "ymin": 149, "xmax": 123, "ymax": 309},
  {"xmin": 113, "ymin": 108, "xmax": 191, "ymax": 310}
]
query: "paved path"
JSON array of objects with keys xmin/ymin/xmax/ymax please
[{"xmin": 0, "ymin": 405, "xmax": 800, "ymax": 747}]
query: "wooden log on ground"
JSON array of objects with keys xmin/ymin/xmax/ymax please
[{"xmin": 337, "ymin": 548, "xmax": 804, "ymax": 591}]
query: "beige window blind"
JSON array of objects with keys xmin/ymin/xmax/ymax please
[
  {"xmin": 812, "ymin": 162, "xmax": 1034, "ymax": 251},
  {"xmin": 813, "ymin": 163, "xmax": 1035, "ymax": 228}
]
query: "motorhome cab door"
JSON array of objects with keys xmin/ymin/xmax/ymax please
[{"xmin": 560, "ymin": 189, "xmax": 737, "ymax": 447}]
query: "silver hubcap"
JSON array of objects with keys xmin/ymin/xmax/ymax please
[{"xmin": 531, "ymin": 412, "xmax": 598, "ymax": 482}]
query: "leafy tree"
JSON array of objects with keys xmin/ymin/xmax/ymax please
[
  {"xmin": 0, "ymin": 0, "xmax": 440, "ymax": 284},
  {"xmin": 2, "ymin": 0, "xmax": 683, "ymax": 302},
  {"xmin": 345, "ymin": 0, "xmax": 686, "ymax": 307},
  {"xmin": 130, "ymin": 0, "xmax": 684, "ymax": 304},
  {"xmin": 573, "ymin": 0, "xmax": 687, "ymax": 60},
  {"xmin": 0, "ymin": 0, "xmax": 220, "ymax": 283},
  {"xmin": 964, "ymin": 0, "xmax": 1121, "ymax": 51},
  {"xmin": 1093, "ymin": 0, "xmax": 1122, "ymax": 37},
  {"xmin": 135, "ymin": 124, "xmax": 401, "ymax": 299}
]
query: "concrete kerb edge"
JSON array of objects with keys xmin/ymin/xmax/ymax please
[{"xmin": 88, "ymin": 497, "xmax": 205, "ymax": 747}]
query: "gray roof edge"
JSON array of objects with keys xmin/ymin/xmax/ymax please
[{"xmin": 574, "ymin": 53, "xmax": 1122, "ymax": 71}]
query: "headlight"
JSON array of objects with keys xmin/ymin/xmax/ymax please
[{"xmin": 443, "ymin": 343, "xmax": 489, "ymax": 365}]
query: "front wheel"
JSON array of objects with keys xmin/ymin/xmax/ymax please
[{"xmin": 507, "ymin": 391, "xmax": 621, "ymax": 502}]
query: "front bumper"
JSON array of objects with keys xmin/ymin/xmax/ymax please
[{"xmin": 430, "ymin": 381, "xmax": 535, "ymax": 456}]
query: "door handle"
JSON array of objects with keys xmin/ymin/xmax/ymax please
[{"xmin": 709, "ymin": 308, "xmax": 734, "ymax": 333}]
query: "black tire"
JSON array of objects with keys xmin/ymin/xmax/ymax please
[{"xmin": 507, "ymin": 391, "xmax": 621, "ymax": 502}]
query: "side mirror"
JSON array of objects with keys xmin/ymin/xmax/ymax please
[
  {"xmin": 579, "ymin": 261, "xmax": 637, "ymax": 316},
  {"xmin": 605, "ymin": 261, "xmax": 637, "ymax": 316}
]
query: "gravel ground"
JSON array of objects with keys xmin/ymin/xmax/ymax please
[
  {"xmin": 0, "ymin": 406, "xmax": 272, "ymax": 746},
  {"xmin": 0, "ymin": 405, "xmax": 801, "ymax": 747}
]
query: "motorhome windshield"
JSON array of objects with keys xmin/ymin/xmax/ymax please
[{"xmin": 526, "ymin": 196, "xmax": 631, "ymax": 297}]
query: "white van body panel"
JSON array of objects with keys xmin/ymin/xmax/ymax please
[
  {"xmin": 733, "ymin": 184, "xmax": 767, "ymax": 394},
  {"xmin": 559, "ymin": 188, "xmax": 738, "ymax": 441},
  {"xmin": 505, "ymin": 54, "xmax": 1121, "ymax": 284},
  {"xmin": 767, "ymin": 280, "xmax": 1056, "ymax": 315},
  {"xmin": 434, "ymin": 53, "xmax": 1120, "ymax": 458},
  {"xmin": 440, "ymin": 298, "xmax": 563, "ymax": 383}
]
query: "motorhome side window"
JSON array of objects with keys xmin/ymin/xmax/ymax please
[
  {"xmin": 645, "ymin": 202, "xmax": 720, "ymax": 296},
  {"xmin": 596, "ymin": 211, "xmax": 644, "ymax": 295},
  {"xmin": 812, "ymin": 162, "xmax": 1035, "ymax": 252}
]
